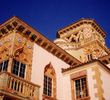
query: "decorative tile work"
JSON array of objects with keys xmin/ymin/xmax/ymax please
[
  {"xmin": 0, "ymin": 30, "xmax": 34, "ymax": 81},
  {"xmin": 13, "ymin": 32, "xmax": 34, "ymax": 81}
]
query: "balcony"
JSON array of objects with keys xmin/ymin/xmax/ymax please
[{"xmin": 0, "ymin": 72, "xmax": 40, "ymax": 100}]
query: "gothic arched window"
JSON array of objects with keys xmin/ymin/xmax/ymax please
[{"xmin": 43, "ymin": 63, "xmax": 56, "ymax": 99}]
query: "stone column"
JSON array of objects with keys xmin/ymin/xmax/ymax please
[{"xmin": 7, "ymin": 57, "xmax": 13, "ymax": 73}]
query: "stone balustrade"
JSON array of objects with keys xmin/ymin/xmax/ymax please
[{"xmin": 0, "ymin": 72, "xmax": 40, "ymax": 100}]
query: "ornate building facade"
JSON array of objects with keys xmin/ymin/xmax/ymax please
[{"xmin": 0, "ymin": 16, "xmax": 110, "ymax": 100}]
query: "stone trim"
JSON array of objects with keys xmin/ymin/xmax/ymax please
[
  {"xmin": 44, "ymin": 63, "xmax": 56, "ymax": 98},
  {"xmin": 70, "ymin": 70, "xmax": 87, "ymax": 80},
  {"xmin": 92, "ymin": 67, "xmax": 105, "ymax": 100}
]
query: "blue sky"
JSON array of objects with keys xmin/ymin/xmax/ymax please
[{"xmin": 0, "ymin": 0, "xmax": 110, "ymax": 47}]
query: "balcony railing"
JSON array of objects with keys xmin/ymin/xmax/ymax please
[{"xmin": 0, "ymin": 72, "xmax": 40, "ymax": 100}]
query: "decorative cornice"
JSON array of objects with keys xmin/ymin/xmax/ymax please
[
  {"xmin": 0, "ymin": 16, "xmax": 81, "ymax": 66},
  {"xmin": 57, "ymin": 18, "xmax": 106, "ymax": 38}
]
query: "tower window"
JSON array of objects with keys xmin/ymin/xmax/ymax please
[
  {"xmin": 75, "ymin": 77, "xmax": 88, "ymax": 99},
  {"xmin": 0, "ymin": 60, "xmax": 9, "ymax": 72},
  {"xmin": 43, "ymin": 75, "xmax": 52, "ymax": 96},
  {"xmin": 87, "ymin": 54, "xmax": 92, "ymax": 61},
  {"xmin": 12, "ymin": 59, "xmax": 26, "ymax": 78}
]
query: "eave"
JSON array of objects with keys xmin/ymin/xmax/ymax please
[
  {"xmin": 62, "ymin": 59, "xmax": 110, "ymax": 73},
  {"xmin": 99, "ymin": 53, "xmax": 110, "ymax": 64},
  {"xmin": 0, "ymin": 16, "xmax": 81, "ymax": 66},
  {"xmin": 57, "ymin": 18, "xmax": 106, "ymax": 38}
]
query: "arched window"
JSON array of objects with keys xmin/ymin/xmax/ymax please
[{"xmin": 43, "ymin": 62, "xmax": 56, "ymax": 99}]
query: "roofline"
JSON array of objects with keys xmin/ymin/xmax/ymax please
[
  {"xmin": 99, "ymin": 53, "xmax": 110, "ymax": 66},
  {"xmin": 57, "ymin": 18, "xmax": 106, "ymax": 38},
  {"xmin": 62, "ymin": 59, "xmax": 110, "ymax": 73},
  {"xmin": 0, "ymin": 16, "xmax": 81, "ymax": 66},
  {"xmin": 0, "ymin": 16, "xmax": 17, "ymax": 28},
  {"xmin": 57, "ymin": 18, "xmax": 93, "ymax": 32}
]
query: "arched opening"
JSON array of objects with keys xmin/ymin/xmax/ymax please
[{"xmin": 43, "ymin": 62, "xmax": 56, "ymax": 99}]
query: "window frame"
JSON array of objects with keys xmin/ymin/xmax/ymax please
[
  {"xmin": 74, "ymin": 76, "xmax": 88, "ymax": 99},
  {"xmin": 12, "ymin": 59, "xmax": 26, "ymax": 78},
  {"xmin": 43, "ymin": 75, "xmax": 52, "ymax": 96},
  {"xmin": 0, "ymin": 60, "xmax": 9, "ymax": 72},
  {"xmin": 70, "ymin": 71, "xmax": 90, "ymax": 100},
  {"xmin": 87, "ymin": 54, "xmax": 92, "ymax": 61},
  {"xmin": 43, "ymin": 63, "xmax": 56, "ymax": 100}
]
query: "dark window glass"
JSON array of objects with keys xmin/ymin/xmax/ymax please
[
  {"xmin": 0, "ymin": 63, "xmax": 3, "ymax": 72},
  {"xmin": 12, "ymin": 59, "xmax": 26, "ymax": 78},
  {"xmin": 0, "ymin": 60, "xmax": 8, "ymax": 72},
  {"xmin": 75, "ymin": 77, "xmax": 88, "ymax": 99},
  {"xmin": 87, "ymin": 54, "xmax": 92, "ymax": 61},
  {"xmin": 19, "ymin": 63, "xmax": 26, "ymax": 78},
  {"xmin": 43, "ymin": 75, "xmax": 52, "ymax": 96},
  {"xmin": 12, "ymin": 60, "xmax": 19, "ymax": 75}
]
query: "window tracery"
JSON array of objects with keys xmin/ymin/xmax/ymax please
[{"xmin": 43, "ymin": 63, "xmax": 56, "ymax": 99}]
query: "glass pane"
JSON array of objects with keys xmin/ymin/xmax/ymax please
[
  {"xmin": 75, "ymin": 79, "xmax": 81, "ymax": 98},
  {"xmin": 0, "ymin": 60, "xmax": 9, "ymax": 72},
  {"xmin": 3, "ymin": 60, "xmax": 9, "ymax": 71},
  {"xmin": 43, "ymin": 75, "xmax": 52, "ymax": 96},
  {"xmin": 0, "ymin": 63, "xmax": 3, "ymax": 72},
  {"xmin": 12, "ymin": 59, "xmax": 26, "ymax": 78},
  {"xmin": 81, "ymin": 77, "xmax": 88, "ymax": 97},
  {"xmin": 75, "ymin": 77, "xmax": 88, "ymax": 99},
  {"xmin": 12, "ymin": 60, "xmax": 19, "ymax": 76},
  {"xmin": 43, "ymin": 75, "xmax": 48, "ymax": 95},
  {"xmin": 19, "ymin": 63, "xmax": 26, "ymax": 78},
  {"xmin": 48, "ymin": 77, "xmax": 52, "ymax": 96}
]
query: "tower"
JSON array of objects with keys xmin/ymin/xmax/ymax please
[{"xmin": 54, "ymin": 19, "xmax": 109, "ymax": 62}]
